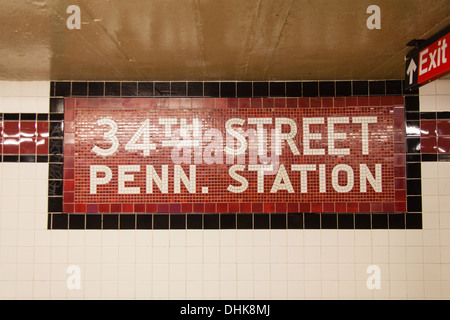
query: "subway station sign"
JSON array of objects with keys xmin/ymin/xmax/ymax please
[
  {"xmin": 62, "ymin": 97, "xmax": 406, "ymax": 215},
  {"xmin": 405, "ymin": 26, "xmax": 450, "ymax": 90}
]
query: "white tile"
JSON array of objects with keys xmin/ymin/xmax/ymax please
[
  {"xmin": 420, "ymin": 81, "xmax": 436, "ymax": 95},
  {"xmin": 421, "ymin": 179, "xmax": 439, "ymax": 196},
  {"xmin": 436, "ymin": 94, "xmax": 450, "ymax": 111},
  {"xmin": 422, "ymin": 196, "xmax": 439, "ymax": 213},
  {"xmin": 436, "ymin": 79, "xmax": 450, "ymax": 94},
  {"xmin": 1, "ymin": 81, "xmax": 21, "ymax": 96},
  {"xmin": 419, "ymin": 95, "xmax": 437, "ymax": 111},
  {"xmin": 37, "ymin": 81, "xmax": 50, "ymax": 97}
]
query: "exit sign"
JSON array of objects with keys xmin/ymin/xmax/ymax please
[{"xmin": 405, "ymin": 26, "xmax": 450, "ymax": 91}]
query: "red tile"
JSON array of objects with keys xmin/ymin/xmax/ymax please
[
  {"xmin": 310, "ymin": 98, "xmax": 321, "ymax": 108},
  {"xmin": 169, "ymin": 203, "xmax": 181, "ymax": 213},
  {"xmin": 64, "ymin": 169, "xmax": 74, "ymax": 179},
  {"xmin": 75, "ymin": 203, "xmax": 86, "ymax": 213},
  {"xmin": 63, "ymin": 192, "xmax": 74, "ymax": 203},
  {"xmin": 238, "ymin": 98, "xmax": 251, "ymax": 108},
  {"xmin": 437, "ymin": 120, "xmax": 450, "ymax": 136},
  {"xmin": 264, "ymin": 203, "xmax": 275, "ymax": 213},
  {"xmin": 251, "ymin": 98, "xmax": 262, "ymax": 108},
  {"xmin": 345, "ymin": 97, "xmax": 357, "ymax": 107},
  {"xmin": 421, "ymin": 120, "xmax": 437, "ymax": 137},
  {"xmin": 229, "ymin": 202, "xmax": 239, "ymax": 213},
  {"xmin": 3, "ymin": 138, "xmax": 19, "ymax": 154},
  {"xmin": 111, "ymin": 203, "xmax": 122, "ymax": 213},
  {"xmin": 122, "ymin": 203, "xmax": 134, "ymax": 213},
  {"xmin": 383, "ymin": 202, "xmax": 395, "ymax": 212},
  {"xmin": 205, "ymin": 203, "xmax": 216, "ymax": 213},
  {"xmin": 335, "ymin": 202, "xmax": 347, "ymax": 213},
  {"xmin": 380, "ymin": 96, "xmax": 394, "ymax": 105},
  {"xmin": 299, "ymin": 202, "xmax": 310, "ymax": 213},
  {"xmin": 20, "ymin": 122, "xmax": 36, "ymax": 136},
  {"xmin": 274, "ymin": 98, "xmax": 286, "ymax": 108},
  {"xmin": 64, "ymin": 204, "xmax": 74, "ymax": 213},
  {"xmin": 371, "ymin": 202, "xmax": 383, "ymax": 213},
  {"xmin": 286, "ymin": 98, "xmax": 297, "ymax": 108},
  {"xmin": 252, "ymin": 203, "xmax": 263, "ymax": 213},
  {"xmin": 369, "ymin": 97, "xmax": 381, "ymax": 106},
  {"xmin": 146, "ymin": 203, "xmax": 157, "ymax": 213},
  {"xmin": 311, "ymin": 203, "xmax": 322, "ymax": 213},
  {"xmin": 275, "ymin": 203, "xmax": 286, "ymax": 213},
  {"xmin": 323, "ymin": 202, "xmax": 334, "ymax": 212},
  {"xmin": 395, "ymin": 202, "xmax": 406, "ymax": 212},
  {"xmin": 241, "ymin": 202, "xmax": 252, "ymax": 213},
  {"xmin": 359, "ymin": 202, "xmax": 370, "ymax": 213},
  {"xmin": 420, "ymin": 137, "xmax": 438, "ymax": 153},
  {"xmin": 99, "ymin": 204, "xmax": 110, "ymax": 213},
  {"xmin": 20, "ymin": 139, "xmax": 35, "ymax": 154},
  {"xmin": 181, "ymin": 203, "xmax": 193, "ymax": 213},
  {"xmin": 216, "ymin": 203, "xmax": 227, "ymax": 213},
  {"xmin": 36, "ymin": 138, "xmax": 48, "ymax": 155},
  {"xmin": 158, "ymin": 203, "xmax": 169, "ymax": 213},
  {"xmin": 288, "ymin": 202, "xmax": 299, "ymax": 212},
  {"xmin": 3, "ymin": 122, "xmax": 19, "ymax": 137},
  {"xmin": 263, "ymin": 98, "xmax": 274, "ymax": 108},
  {"xmin": 37, "ymin": 122, "xmax": 49, "ymax": 137},
  {"xmin": 227, "ymin": 98, "xmax": 238, "ymax": 108},
  {"xmin": 298, "ymin": 98, "xmax": 309, "ymax": 108},
  {"xmin": 346, "ymin": 203, "xmax": 358, "ymax": 213},
  {"xmin": 333, "ymin": 98, "xmax": 345, "ymax": 107},
  {"xmin": 193, "ymin": 203, "xmax": 204, "ymax": 213},
  {"xmin": 438, "ymin": 136, "xmax": 450, "ymax": 153},
  {"xmin": 393, "ymin": 96, "xmax": 404, "ymax": 105}
]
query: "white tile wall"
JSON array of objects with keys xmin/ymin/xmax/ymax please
[{"xmin": 0, "ymin": 80, "xmax": 449, "ymax": 299}]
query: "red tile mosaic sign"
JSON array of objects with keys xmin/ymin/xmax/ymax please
[{"xmin": 63, "ymin": 97, "xmax": 406, "ymax": 214}]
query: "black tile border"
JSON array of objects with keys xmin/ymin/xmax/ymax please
[{"xmin": 0, "ymin": 80, "xmax": 432, "ymax": 229}]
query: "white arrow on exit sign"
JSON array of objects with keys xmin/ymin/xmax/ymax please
[{"xmin": 406, "ymin": 59, "xmax": 417, "ymax": 84}]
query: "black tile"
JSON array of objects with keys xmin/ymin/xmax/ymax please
[
  {"xmin": 155, "ymin": 82, "xmax": 170, "ymax": 96},
  {"xmin": 220, "ymin": 213, "xmax": 236, "ymax": 229},
  {"xmin": 188, "ymin": 82, "xmax": 203, "ymax": 97},
  {"xmin": 389, "ymin": 212, "xmax": 405, "ymax": 229},
  {"xmin": 406, "ymin": 112, "xmax": 420, "ymax": 121},
  {"xmin": 103, "ymin": 214, "xmax": 119, "ymax": 229},
  {"xmin": 321, "ymin": 213, "xmax": 337, "ymax": 229},
  {"xmin": 271, "ymin": 213, "xmax": 286, "ymax": 229},
  {"xmin": 406, "ymin": 138, "xmax": 421, "ymax": 154},
  {"xmin": 406, "ymin": 162, "xmax": 421, "ymax": 178},
  {"xmin": 407, "ymin": 179, "xmax": 422, "ymax": 195},
  {"xmin": 136, "ymin": 214, "xmax": 153, "ymax": 229},
  {"xmin": 237, "ymin": 82, "xmax": 252, "ymax": 98},
  {"xmin": 49, "ymin": 154, "xmax": 64, "ymax": 163},
  {"xmin": 407, "ymin": 196, "xmax": 422, "ymax": 212},
  {"xmin": 319, "ymin": 81, "xmax": 335, "ymax": 97},
  {"xmin": 48, "ymin": 197, "xmax": 63, "ymax": 212},
  {"xmin": 20, "ymin": 155, "xmax": 35, "ymax": 163},
  {"xmin": 37, "ymin": 113, "xmax": 48, "ymax": 121},
  {"xmin": 372, "ymin": 213, "xmax": 388, "ymax": 229},
  {"xmin": 338, "ymin": 213, "xmax": 354, "ymax": 229},
  {"xmin": 55, "ymin": 82, "xmax": 71, "ymax": 97},
  {"xmin": 170, "ymin": 214, "xmax": 186, "ymax": 229},
  {"xmin": 204, "ymin": 82, "xmax": 219, "ymax": 97},
  {"xmin": 254, "ymin": 213, "xmax": 269, "ymax": 229},
  {"xmin": 220, "ymin": 82, "xmax": 236, "ymax": 98},
  {"xmin": 153, "ymin": 214, "xmax": 169, "ymax": 229},
  {"xmin": 287, "ymin": 213, "xmax": 303, "ymax": 229},
  {"xmin": 304, "ymin": 212, "xmax": 320, "ymax": 229},
  {"xmin": 3, "ymin": 155, "xmax": 18, "ymax": 162},
  {"xmin": 406, "ymin": 120, "xmax": 420, "ymax": 134},
  {"xmin": 4, "ymin": 113, "xmax": 19, "ymax": 120},
  {"xmin": 187, "ymin": 214, "xmax": 203, "ymax": 229},
  {"xmin": 138, "ymin": 82, "xmax": 154, "ymax": 97},
  {"xmin": 422, "ymin": 154, "xmax": 438, "ymax": 162},
  {"xmin": 302, "ymin": 82, "xmax": 318, "ymax": 97},
  {"xmin": 170, "ymin": 82, "xmax": 187, "ymax": 97},
  {"xmin": 405, "ymin": 96, "xmax": 419, "ymax": 112},
  {"xmin": 253, "ymin": 82, "xmax": 269, "ymax": 97},
  {"xmin": 406, "ymin": 213, "xmax": 422, "ymax": 229},
  {"xmin": 50, "ymin": 82, "xmax": 55, "ymax": 97},
  {"xmin": 49, "ymin": 113, "xmax": 64, "ymax": 121},
  {"xmin": 404, "ymin": 85, "xmax": 419, "ymax": 95},
  {"xmin": 204, "ymin": 213, "xmax": 219, "ymax": 229},
  {"xmin": 69, "ymin": 214, "xmax": 85, "ymax": 229},
  {"xmin": 52, "ymin": 213, "xmax": 68, "ymax": 229},
  {"xmin": 37, "ymin": 155, "xmax": 49, "ymax": 163},
  {"xmin": 237, "ymin": 213, "xmax": 253, "ymax": 229},
  {"xmin": 437, "ymin": 112, "xmax": 450, "ymax": 120},
  {"xmin": 406, "ymin": 154, "xmax": 421, "ymax": 162},
  {"xmin": 49, "ymin": 138, "xmax": 63, "ymax": 154},
  {"xmin": 20, "ymin": 113, "xmax": 37, "ymax": 121},
  {"xmin": 270, "ymin": 82, "xmax": 286, "ymax": 97},
  {"xmin": 286, "ymin": 82, "xmax": 301, "ymax": 97},
  {"xmin": 386, "ymin": 80, "xmax": 402, "ymax": 95},
  {"xmin": 352, "ymin": 81, "xmax": 368, "ymax": 96},
  {"xmin": 71, "ymin": 82, "xmax": 88, "ymax": 97},
  {"xmin": 420, "ymin": 112, "xmax": 437, "ymax": 120},
  {"xmin": 50, "ymin": 122, "xmax": 64, "ymax": 138},
  {"xmin": 86, "ymin": 214, "xmax": 102, "ymax": 229},
  {"xmin": 0, "ymin": 113, "xmax": 3, "ymax": 120},
  {"xmin": 120, "ymin": 214, "xmax": 136, "ymax": 229},
  {"xmin": 48, "ymin": 163, "xmax": 63, "ymax": 179},
  {"xmin": 105, "ymin": 82, "xmax": 121, "ymax": 96},
  {"xmin": 88, "ymin": 82, "xmax": 104, "ymax": 96},
  {"xmin": 355, "ymin": 213, "xmax": 371, "ymax": 229},
  {"xmin": 369, "ymin": 81, "xmax": 386, "ymax": 96},
  {"xmin": 438, "ymin": 154, "xmax": 450, "ymax": 162},
  {"xmin": 121, "ymin": 82, "xmax": 138, "ymax": 97},
  {"xmin": 335, "ymin": 81, "xmax": 352, "ymax": 97}
]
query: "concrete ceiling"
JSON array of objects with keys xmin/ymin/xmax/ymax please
[{"xmin": 0, "ymin": 0, "xmax": 449, "ymax": 81}]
